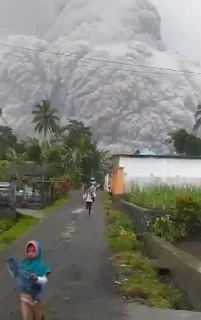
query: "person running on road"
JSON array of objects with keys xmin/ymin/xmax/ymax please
[
  {"xmin": 8, "ymin": 240, "xmax": 51, "ymax": 320},
  {"xmin": 90, "ymin": 184, "xmax": 96, "ymax": 202},
  {"xmin": 83, "ymin": 189, "xmax": 94, "ymax": 215}
]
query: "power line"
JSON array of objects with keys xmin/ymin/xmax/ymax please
[
  {"xmin": 0, "ymin": 42, "xmax": 198, "ymax": 141},
  {"xmin": 0, "ymin": 41, "xmax": 200, "ymax": 76},
  {"xmin": 1, "ymin": 51, "xmax": 201, "ymax": 77}
]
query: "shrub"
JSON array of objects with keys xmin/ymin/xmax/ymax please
[
  {"xmin": 174, "ymin": 193, "xmax": 201, "ymax": 232},
  {"xmin": 150, "ymin": 215, "xmax": 186, "ymax": 243},
  {"xmin": 109, "ymin": 227, "xmax": 139, "ymax": 251},
  {"xmin": 150, "ymin": 192, "xmax": 201, "ymax": 242}
]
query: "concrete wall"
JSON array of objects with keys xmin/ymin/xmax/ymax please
[
  {"xmin": 119, "ymin": 156, "xmax": 201, "ymax": 190},
  {"xmin": 115, "ymin": 197, "xmax": 201, "ymax": 310},
  {"xmin": 113, "ymin": 196, "xmax": 164, "ymax": 233},
  {"xmin": 104, "ymin": 173, "xmax": 110, "ymax": 191},
  {"xmin": 143, "ymin": 232, "xmax": 201, "ymax": 311}
]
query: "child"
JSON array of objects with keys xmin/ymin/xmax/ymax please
[
  {"xmin": 83, "ymin": 189, "xmax": 94, "ymax": 215},
  {"xmin": 9, "ymin": 240, "xmax": 51, "ymax": 320},
  {"xmin": 90, "ymin": 185, "xmax": 96, "ymax": 202}
]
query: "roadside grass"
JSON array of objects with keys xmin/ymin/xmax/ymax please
[
  {"xmin": 103, "ymin": 193, "xmax": 184, "ymax": 309},
  {"xmin": 0, "ymin": 214, "xmax": 38, "ymax": 251},
  {"xmin": 44, "ymin": 196, "xmax": 69, "ymax": 213},
  {"xmin": 0, "ymin": 195, "xmax": 70, "ymax": 251}
]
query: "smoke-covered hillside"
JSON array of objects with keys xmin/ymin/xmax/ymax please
[{"xmin": 0, "ymin": 0, "xmax": 200, "ymax": 153}]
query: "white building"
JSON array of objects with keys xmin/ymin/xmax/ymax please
[{"xmin": 111, "ymin": 154, "xmax": 201, "ymax": 192}]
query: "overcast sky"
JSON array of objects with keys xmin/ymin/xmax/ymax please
[{"xmin": 151, "ymin": 0, "xmax": 201, "ymax": 63}]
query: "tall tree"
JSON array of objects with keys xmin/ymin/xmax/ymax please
[
  {"xmin": 0, "ymin": 125, "xmax": 18, "ymax": 160},
  {"xmin": 167, "ymin": 128, "xmax": 201, "ymax": 156},
  {"xmin": 0, "ymin": 109, "xmax": 27, "ymax": 159},
  {"xmin": 166, "ymin": 129, "xmax": 188, "ymax": 154},
  {"xmin": 44, "ymin": 119, "xmax": 104, "ymax": 184},
  {"xmin": 24, "ymin": 137, "xmax": 42, "ymax": 164},
  {"xmin": 32, "ymin": 100, "xmax": 59, "ymax": 138},
  {"xmin": 61, "ymin": 119, "xmax": 92, "ymax": 148}
]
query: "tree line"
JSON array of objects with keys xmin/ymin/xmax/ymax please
[{"xmin": 0, "ymin": 100, "xmax": 110, "ymax": 186}]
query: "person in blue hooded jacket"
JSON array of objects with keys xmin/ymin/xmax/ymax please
[{"xmin": 8, "ymin": 240, "xmax": 51, "ymax": 320}]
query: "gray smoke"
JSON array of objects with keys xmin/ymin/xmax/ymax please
[{"xmin": 0, "ymin": 0, "xmax": 200, "ymax": 153}]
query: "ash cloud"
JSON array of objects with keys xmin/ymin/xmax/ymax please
[{"xmin": 0, "ymin": 0, "xmax": 200, "ymax": 153}]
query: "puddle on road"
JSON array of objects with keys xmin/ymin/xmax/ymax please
[
  {"xmin": 60, "ymin": 220, "xmax": 76, "ymax": 241},
  {"xmin": 72, "ymin": 207, "xmax": 85, "ymax": 214}
]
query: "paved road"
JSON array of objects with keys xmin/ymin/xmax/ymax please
[{"xmin": 0, "ymin": 192, "xmax": 200, "ymax": 319}]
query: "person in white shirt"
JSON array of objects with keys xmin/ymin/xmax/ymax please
[
  {"xmin": 90, "ymin": 185, "xmax": 96, "ymax": 202},
  {"xmin": 83, "ymin": 189, "xmax": 94, "ymax": 215}
]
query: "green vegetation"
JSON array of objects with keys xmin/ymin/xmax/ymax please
[
  {"xmin": 44, "ymin": 197, "xmax": 69, "ymax": 213},
  {"xmin": 103, "ymin": 194, "xmax": 184, "ymax": 309},
  {"xmin": 150, "ymin": 215, "xmax": 186, "ymax": 243},
  {"xmin": 0, "ymin": 195, "xmax": 70, "ymax": 250},
  {"xmin": 166, "ymin": 128, "xmax": 201, "ymax": 156},
  {"xmin": 129, "ymin": 184, "xmax": 201, "ymax": 210},
  {"xmin": 0, "ymin": 215, "xmax": 38, "ymax": 251},
  {"xmin": 129, "ymin": 185, "xmax": 201, "ymax": 243},
  {"xmin": 0, "ymin": 100, "xmax": 111, "ymax": 250},
  {"xmin": 31, "ymin": 100, "xmax": 59, "ymax": 137},
  {"xmin": 0, "ymin": 102, "xmax": 110, "ymax": 186},
  {"xmin": 0, "ymin": 219, "xmax": 14, "ymax": 234},
  {"xmin": 167, "ymin": 103, "xmax": 201, "ymax": 156}
]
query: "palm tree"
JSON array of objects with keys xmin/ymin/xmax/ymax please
[
  {"xmin": 32, "ymin": 100, "xmax": 60, "ymax": 139},
  {"xmin": 32, "ymin": 100, "xmax": 59, "ymax": 179},
  {"xmin": 193, "ymin": 104, "xmax": 201, "ymax": 132}
]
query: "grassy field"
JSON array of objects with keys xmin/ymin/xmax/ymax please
[
  {"xmin": 0, "ymin": 215, "xmax": 38, "ymax": 251},
  {"xmin": 102, "ymin": 193, "xmax": 184, "ymax": 309},
  {"xmin": 128, "ymin": 185, "xmax": 201, "ymax": 210}
]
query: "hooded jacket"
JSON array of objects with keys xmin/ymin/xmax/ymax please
[
  {"xmin": 8, "ymin": 257, "xmax": 42, "ymax": 300},
  {"xmin": 8, "ymin": 240, "xmax": 51, "ymax": 300}
]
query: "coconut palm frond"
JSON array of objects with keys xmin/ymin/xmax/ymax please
[{"xmin": 32, "ymin": 100, "xmax": 60, "ymax": 137}]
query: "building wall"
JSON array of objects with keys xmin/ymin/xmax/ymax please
[
  {"xmin": 104, "ymin": 173, "xmax": 110, "ymax": 191},
  {"xmin": 119, "ymin": 156, "xmax": 201, "ymax": 190}
]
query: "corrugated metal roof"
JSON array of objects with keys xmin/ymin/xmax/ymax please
[{"xmin": 139, "ymin": 148, "xmax": 157, "ymax": 155}]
